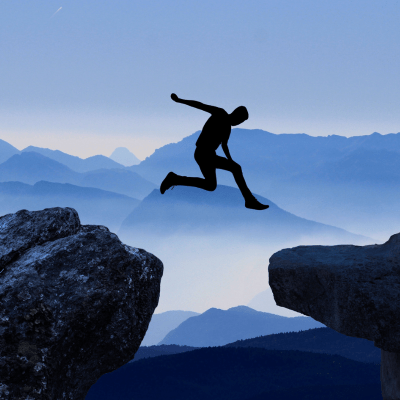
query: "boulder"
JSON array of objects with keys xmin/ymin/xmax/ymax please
[
  {"xmin": 0, "ymin": 207, "xmax": 163, "ymax": 400},
  {"xmin": 268, "ymin": 233, "xmax": 400, "ymax": 399}
]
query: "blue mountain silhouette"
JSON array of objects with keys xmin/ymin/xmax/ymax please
[
  {"xmin": 0, "ymin": 152, "xmax": 155, "ymax": 199},
  {"xmin": 119, "ymin": 184, "xmax": 370, "ymax": 244},
  {"xmin": 0, "ymin": 181, "xmax": 139, "ymax": 232},
  {"xmin": 22, "ymin": 145, "xmax": 124, "ymax": 172},
  {"xmin": 158, "ymin": 306, "xmax": 324, "ymax": 347}
]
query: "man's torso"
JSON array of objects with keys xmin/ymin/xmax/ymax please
[{"xmin": 195, "ymin": 109, "xmax": 231, "ymax": 151}]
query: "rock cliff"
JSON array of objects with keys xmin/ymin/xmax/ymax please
[
  {"xmin": 0, "ymin": 207, "xmax": 163, "ymax": 400},
  {"xmin": 268, "ymin": 233, "xmax": 400, "ymax": 399}
]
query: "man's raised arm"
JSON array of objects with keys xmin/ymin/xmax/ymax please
[{"xmin": 171, "ymin": 93, "xmax": 220, "ymax": 114}]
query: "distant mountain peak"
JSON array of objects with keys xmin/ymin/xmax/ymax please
[
  {"xmin": 110, "ymin": 147, "xmax": 141, "ymax": 166},
  {"xmin": 21, "ymin": 146, "xmax": 124, "ymax": 173}
]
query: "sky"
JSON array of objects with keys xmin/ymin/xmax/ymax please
[{"xmin": 1, "ymin": 0, "xmax": 400, "ymax": 159}]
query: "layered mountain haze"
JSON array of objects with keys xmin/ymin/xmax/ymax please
[
  {"xmin": 119, "ymin": 184, "xmax": 372, "ymax": 312},
  {"xmin": 134, "ymin": 325, "xmax": 380, "ymax": 364},
  {"xmin": 22, "ymin": 146, "xmax": 124, "ymax": 172},
  {"xmin": 129, "ymin": 129, "xmax": 400, "ymax": 239},
  {"xmin": 225, "ymin": 327, "xmax": 380, "ymax": 364},
  {"xmin": 0, "ymin": 132, "xmax": 392, "ymax": 312},
  {"xmin": 158, "ymin": 306, "xmax": 325, "ymax": 347},
  {"xmin": 141, "ymin": 310, "xmax": 199, "ymax": 346},
  {"xmin": 0, "ymin": 152, "xmax": 156, "ymax": 199},
  {"xmin": 0, "ymin": 181, "xmax": 139, "ymax": 232},
  {"xmin": 77, "ymin": 168, "xmax": 156, "ymax": 200},
  {"xmin": 119, "ymin": 185, "xmax": 369, "ymax": 242}
]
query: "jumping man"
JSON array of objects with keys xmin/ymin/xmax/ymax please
[{"xmin": 160, "ymin": 93, "xmax": 269, "ymax": 210}]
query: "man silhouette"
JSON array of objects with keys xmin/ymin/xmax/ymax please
[{"xmin": 160, "ymin": 93, "xmax": 269, "ymax": 210}]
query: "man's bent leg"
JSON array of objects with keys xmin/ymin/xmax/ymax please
[
  {"xmin": 214, "ymin": 157, "xmax": 253, "ymax": 200},
  {"xmin": 214, "ymin": 157, "xmax": 268, "ymax": 210},
  {"xmin": 160, "ymin": 171, "xmax": 217, "ymax": 194}
]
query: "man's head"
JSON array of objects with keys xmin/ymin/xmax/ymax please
[{"xmin": 229, "ymin": 106, "xmax": 248, "ymax": 126}]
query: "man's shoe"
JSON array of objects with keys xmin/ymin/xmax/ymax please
[
  {"xmin": 245, "ymin": 197, "xmax": 269, "ymax": 210},
  {"xmin": 160, "ymin": 172, "xmax": 178, "ymax": 194}
]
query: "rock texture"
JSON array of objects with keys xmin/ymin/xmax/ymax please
[
  {"xmin": 269, "ymin": 233, "xmax": 400, "ymax": 399},
  {"xmin": 0, "ymin": 207, "xmax": 163, "ymax": 400},
  {"xmin": 269, "ymin": 234, "xmax": 400, "ymax": 352}
]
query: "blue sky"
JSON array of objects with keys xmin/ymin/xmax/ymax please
[{"xmin": 1, "ymin": 0, "xmax": 399, "ymax": 158}]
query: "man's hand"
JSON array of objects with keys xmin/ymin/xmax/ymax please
[{"xmin": 171, "ymin": 93, "xmax": 179, "ymax": 102}]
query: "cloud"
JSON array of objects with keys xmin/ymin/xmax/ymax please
[{"xmin": 51, "ymin": 7, "xmax": 62, "ymax": 18}]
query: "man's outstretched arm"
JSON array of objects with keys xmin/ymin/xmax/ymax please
[{"xmin": 171, "ymin": 93, "xmax": 221, "ymax": 114}]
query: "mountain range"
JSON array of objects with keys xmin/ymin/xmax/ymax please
[
  {"xmin": 141, "ymin": 310, "xmax": 199, "ymax": 346},
  {"xmin": 119, "ymin": 184, "xmax": 368, "ymax": 243},
  {"xmin": 86, "ymin": 347, "xmax": 380, "ymax": 400},
  {"xmin": 134, "ymin": 326, "xmax": 380, "ymax": 364},
  {"xmin": 2, "ymin": 131, "xmax": 400, "ymax": 239},
  {"xmin": 87, "ymin": 322, "xmax": 381, "ymax": 399},
  {"xmin": 128, "ymin": 129, "xmax": 400, "ymax": 239},
  {"xmin": 129, "ymin": 129, "xmax": 400, "ymax": 187},
  {"xmin": 0, "ymin": 152, "xmax": 155, "ymax": 199},
  {"xmin": 225, "ymin": 327, "xmax": 380, "ymax": 363},
  {"xmin": 21, "ymin": 146, "xmax": 125, "ymax": 172},
  {"xmin": 0, "ymin": 181, "xmax": 139, "ymax": 232},
  {"xmin": 158, "ymin": 306, "xmax": 324, "ymax": 347}
]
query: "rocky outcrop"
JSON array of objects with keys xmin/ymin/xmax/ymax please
[
  {"xmin": 268, "ymin": 233, "xmax": 400, "ymax": 399},
  {"xmin": 0, "ymin": 207, "xmax": 163, "ymax": 400}
]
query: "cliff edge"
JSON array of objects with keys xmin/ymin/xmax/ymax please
[{"xmin": 0, "ymin": 207, "xmax": 163, "ymax": 400}]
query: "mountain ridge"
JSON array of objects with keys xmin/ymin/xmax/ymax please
[
  {"xmin": 22, "ymin": 145, "xmax": 124, "ymax": 172},
  {"xmin": 0, "ymin": 152, "xmax": 155, "ymax": 199},
  {"xmin": 0, "ymin": 180, "xmax": 139, "ymax": 232},
  {"xmin": 158, "ymin": 305, "xmax": 325, "ymax": 347}
]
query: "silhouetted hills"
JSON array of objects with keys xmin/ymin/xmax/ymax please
[
  {"xmin": 244, "ymin": 384, "xmax": 382, "ymax": 400},
  {"xmin": 141, "ymin": 310, "xmax": 199, "ymax": 346},
  {"xmin": 86, "ymin": 347, "xmax": 380, "ymax": 400},
  {"xmin": 132, "ymin": 344, "xmax": 199, "ymax": 362},
  {"xmin": 78, "ymin": 168, "xmax": 155, "ymax": 199},
  {"xmin": 119, "ymin": 184, "xmax": 369, "ymax": 244},
  {"xmin": 22, "ymin": 146, "xmax": 124, "ymax": 172},
  {"xmin": 158, "ymin": 306, "xmax": 324, "ymax": 347},
  {"xmin": 0, "ymin": 152, "xmax": 77, "ymax": 184},
  {"xmin": 0, "ymin": 152, "xmax": 155, "ymax": 199},
  {"xmin": 0, "ymin": 181, "xmax": 139, "ymax": 232},
  {"xmin": 129, "ymin": 129, "xmax": 400, "ymax": 186},
  {"xmin": 225, "ymin": 327, "xmax": 380, "ymax": 363},
  {"xmin": 294, "ymin": 147, "xmax": 400, "ymax": 184},
  {"xmin": 128, "ymin": 129, "xmax": 400, "ymax": 239},
  {"xmin": 133, "ymin": 325, "xmax": 380, "ymax": 364},
  {"xmin": 110, "ymin": 147, "xmax": 141, "ymax": 166},
  {"xmin": 127, "ymin": 132, "xmax": 198, "ymax": 184},
  {"xmin": 0, "ymin": 139, "xmax": 20, "ymax": 164}
]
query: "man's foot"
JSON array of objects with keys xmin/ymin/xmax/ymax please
[
  {"xmin": 245, "ymin": 197, "xmax": 269, "ymax": 210},
  {"xmin": 160, "ymin": 172, "xmax": 178, "ymax": 194}
]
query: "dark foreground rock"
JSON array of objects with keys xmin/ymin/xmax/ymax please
[
  {"xmin": 268, "ymin": 233, "xmax": 400, "ymax": 400},
  {"xmin": 0, "ymin": 207, "xmax": 163, "ymax": 400}
]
